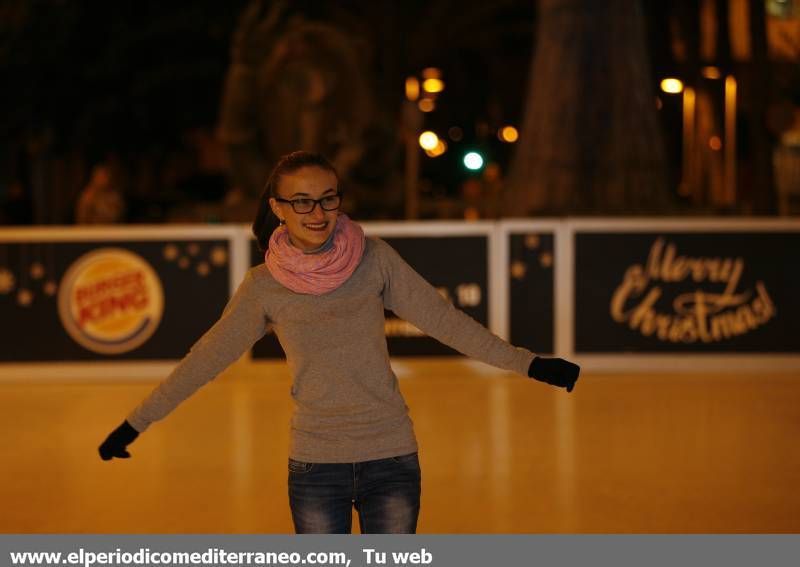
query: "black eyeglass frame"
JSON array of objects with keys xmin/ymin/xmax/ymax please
[{"xmin": 274, "ymin": 191, "xmax": 343, "ymax": 214}]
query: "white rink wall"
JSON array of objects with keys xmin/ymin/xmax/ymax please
[{"xmin": 0, "ymin": 218, "xmax": 798, "ymax": 378}]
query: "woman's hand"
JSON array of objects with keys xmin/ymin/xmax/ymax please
[
  {"xmin": 528, "ymin": 356, "xmax": 581, "ymax": 392},
  {"xmin": 98, "ymin": 420, "xmax": 140, "ymax": 461}
]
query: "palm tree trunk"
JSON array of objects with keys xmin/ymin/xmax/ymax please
[{"xmin": 505, "ymin": 0, "xmax": 671, "ymax": 215}]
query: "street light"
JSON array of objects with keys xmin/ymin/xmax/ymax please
[
  {"xmin": 425, "ymin": 140, "xmax": 447, "ymax": 158},
  {"xmin": 724, "ymin": 75, "xmax": 737, "ymax": 206},
  {"xmin": 660, "ymin": 78, "xmax": 684, "ymax": 94},
  {"xmin": 419, "ymin": 131, "xmax": 439, "ymax": 151},
  {"xmin": 422, "ymin": 78, "xmax": 445, "ymax": 93},
  {"xmin": 498, "ymin": 126, "xmax": 519, "ymax": 143},
  {"xmin": 701, "ymin": 66, "xmax": 722, "ymax": 80},
  {"xmin": 418, "ymin": 99, "xmax": 435, "ymax": 112},
  {"xmin": 463, "ymin": 151, "xmax": 484, "ymax": 170},
  {"xmin": 405, "ymin": 77, "xmax": 420, "ymax": 101}
]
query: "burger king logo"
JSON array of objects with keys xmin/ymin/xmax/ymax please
[{"xmin": 58, "ymin": 248, "xmax": 164, "ymax": 354}]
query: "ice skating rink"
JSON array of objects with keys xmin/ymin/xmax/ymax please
[{"xmin": 1, "ymin": 359, "xmax": 798, "ymax": 533}]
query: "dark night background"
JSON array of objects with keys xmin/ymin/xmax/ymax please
[{"xmin": 2, "ymin": 0, "xmax": 799, "ymax": 225}]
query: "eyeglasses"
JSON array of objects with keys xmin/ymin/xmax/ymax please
[{"xmin": 274, "ymin": 192, "xmax": 343, "ymax": 214}]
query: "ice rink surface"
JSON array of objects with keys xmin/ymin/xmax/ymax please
[{"xmin": 1, "ymin": 358, "xmax": 798, "ymax": 533}]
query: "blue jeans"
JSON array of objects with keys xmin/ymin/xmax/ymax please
[{"xmin": 288, "ymin": 452, "xmax": 421, "ymax": 534}]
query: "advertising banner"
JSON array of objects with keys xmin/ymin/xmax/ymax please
[
  {"xmin": 0, "ymin": 239, "xmax": 231, "ymax": 361},
  {"xmin": 507, "ymin": 231, "xmax": 555, "ymax": 355},
  {"xmin": 574, "ymin": 232, "xmax": 800, "ymax": 353},
  {"xmin": 249, "ymin": 235, "xmax": 489, "ymax": 359}
]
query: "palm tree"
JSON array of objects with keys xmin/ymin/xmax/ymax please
[{"xmin": 505, "ymin": 0, "xmax": 672, "ymax": 215}]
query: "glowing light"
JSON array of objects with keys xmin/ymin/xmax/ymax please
[
  {"xmin": 418, "ymin": 131, "xmax": 439, "ymax": 150},
  {"xmin": 709, "ymin": 136, "xmax": 722, "ymax": 150},
  {"xmin": 422, "ymin": 67, "xmax": 441, "ymax": 80},
  {"xmin": 30, "ymin": 262, "xmax": 45, "ymax": 279},
  {"xmin": 405, "ymin": 77, "xmax": 420, "ymax": 101},
  {"xmin": 425, "ymin": 140, "xmax": 447, "ymax": 158},
  {"xmin": 418, "ymin": 99, "xmax": 435, "ymax": 112},
  {"xmin": 163, "ymin": 244, "xmax": 179, "ymax": 261},
  {"xmin": 702, "ymin": 66, "xmax": 722, "ymax": 79},
  {"xmin": 660, "ymin": 78, "xmax": 684, "ymax": 94},
  {"xmin": 510, "ymin": 261, "xmax": 527, "ymax": 280},
  {"xmin": 498, "ymin": 126, "xmax": 519, "ymax": 143},
  {"xmin": 484, "ymin": 162, "xmax": 501, "ymax": 181},
  {"xmin": 210, "ymin": 246, "xmax": 228, "ymax": 266},
  {"xmin": 43, "ymin": 281, "xmax": 57, "ymax": 296},
  {"xmin": 17, "ymin": 288, "xmax": 33, "ymax": 307},
  {"xmin": 724, "ymin": 76, "xmax": 737, "ymax": 205},
  {"xmin": 463, "ymin": 152, "xmax": 484, "ymax": 170},
  {"xmin": 0, "ymin": 268, "xmax": 15, "ymax": 294},
  {"xmin": 524, "ymin": 235, "xmax": 540, "ymax": 249},
  {"xmin": 422, "ymin": 78, "xmax": 444, "ymax": 93}
]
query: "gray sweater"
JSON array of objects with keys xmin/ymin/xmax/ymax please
[{"xmin": 127, "ymin": 237, "xmax": 535, "ymax": 462}]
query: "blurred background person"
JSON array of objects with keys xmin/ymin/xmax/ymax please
[{"xmin": 75, "ymin": 164, "xmax": 126, "ymax": 224}]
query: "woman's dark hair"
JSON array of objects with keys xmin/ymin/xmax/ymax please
[{"xmin": 252, "ymin": 151, "xmax": 339, "ymax": 253}]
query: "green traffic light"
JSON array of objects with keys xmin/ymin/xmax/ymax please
[{"xmin": 463, "ymin": 152, "xmax": 484, "ymax": 170}]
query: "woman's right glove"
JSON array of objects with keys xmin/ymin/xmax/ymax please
[
  {"xmin": 98, "ymin": 420, "xmax": 140, "ymax": 461},
  {"xmin": 528, "ymin": 356, "xmax": 581, "ymax": 392}
]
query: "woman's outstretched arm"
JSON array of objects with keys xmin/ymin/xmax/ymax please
[
  {"xmin": 377, "ymin": 238, "xmax": 534, "ymax": 374},
  {"xmin": 376, "ymin": 238, "xmax": 579, "ymax": 390},
  {"xmin": 99, "ymin": 271, "xmax": 269, "ymax": 461},
  {"xmin": 127, "ymin": 269, "xmax": 270, "ymax": 433},
  {"xmin": 100, "ymin": 269, "xmax": 270, "ymax": 460}
]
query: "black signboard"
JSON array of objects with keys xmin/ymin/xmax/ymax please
[
  {"xmin": 508, "ymin": 232, "xmax": 555, "ymax": 355},
  {"xmin": 0, "ymin": 240, "xmax": 231, "ymax": 361},
  {"xmin": 249, "ymin": 235, "xmax": 489, "ymax": 359},
  {"xmin": 574, "ymin": 232, "xmax": 800, "ymax": 353}
]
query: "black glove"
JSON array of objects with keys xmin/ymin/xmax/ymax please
[
  {"xmin": 528, "ymin": 356, "xmax": 580, "ymax": 392},
  {"xmin": 98, "ymin": 420, "xmax": 139, "ymax": 461}
]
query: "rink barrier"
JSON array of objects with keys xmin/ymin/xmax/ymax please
[
  {"xmin": 561, "ymin": 218, "xmax": 800, "ymax": 372},
  {"xmin": 0, "ymin": 218, "xmax": 797, "ymax": 378}
]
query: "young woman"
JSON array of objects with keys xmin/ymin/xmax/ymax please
[{"xmin": 98, "ymin": 151, "xmax": 580, "ymax": 534}]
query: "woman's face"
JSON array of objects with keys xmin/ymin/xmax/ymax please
[{"xmin": 269, "ymin": 166, "xmax": 340, "ymax": 251}]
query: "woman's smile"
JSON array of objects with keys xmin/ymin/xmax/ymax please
[{"xmin": 303, "ymin": 221, "xmax": 329, "ymax": 232}]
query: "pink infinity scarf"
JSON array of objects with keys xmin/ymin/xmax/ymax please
[{"xmin": 265, "ymin": 214, "xmax": 366, "ymax": 295}]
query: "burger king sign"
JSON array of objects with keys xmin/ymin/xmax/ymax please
[{"xmin": 58, "ymin": 248, "xmax": 164, "ymax": 354}]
